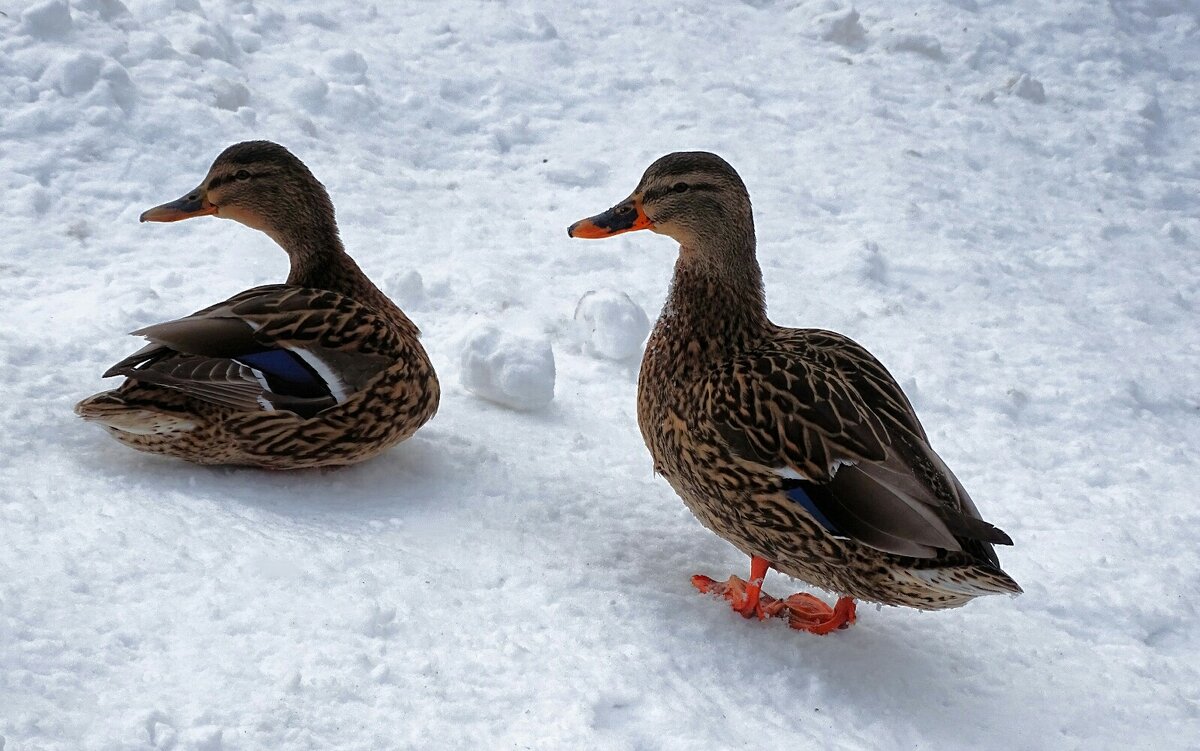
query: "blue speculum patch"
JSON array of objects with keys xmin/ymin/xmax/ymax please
[
  {"xmin": 785, "ymin": 483, "xmax": 841, "ymax": 536},
  {"xmin": 236, "ymin": 350, "xmax": 322, "ymax": 385}
]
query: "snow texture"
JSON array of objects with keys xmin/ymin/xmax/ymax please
[
  {"xmin": 572, "ymin": 289, "xmax": 651, "ymax": 361},
  {"xmin": 2, "ymin": 0, "xmax": 1199, "ymax": 749},
  {"xmin": 459, "ymin": 323, "xmax": 556, "ymax": 411}
]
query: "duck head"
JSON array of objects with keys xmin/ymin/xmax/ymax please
[
  {"xmin": 568, "ymin": 151, "xmax": 753, "ymax": 250},
  {"xmin": 139, "ymin": 140, "xmax": 338, "ymax": 251}
]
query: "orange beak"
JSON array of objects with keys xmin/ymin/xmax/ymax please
[
  {"xmin": 567, "ymin": 195, "xmax": 653, "ymax": 238},
  {"xmin": 139, "ymin": 186, "xmax": 217, "ymax": 223}
]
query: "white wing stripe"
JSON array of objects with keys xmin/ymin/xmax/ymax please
[{"xmin": 291, "ymin": 348, "xmax": 349, "ymax": 404}]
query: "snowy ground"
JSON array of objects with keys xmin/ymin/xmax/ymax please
[{"xmin": 3, "ymin": 0, "xmax": 1199, "ymax": 748}]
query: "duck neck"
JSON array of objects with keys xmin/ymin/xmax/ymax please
[
  {"xmin": 657, "ymin": 227, "xmax": 768, "ymax": 362},
  {"xmin": 276, "ymin": 224, "xmax": 413, "ymax": 332}
]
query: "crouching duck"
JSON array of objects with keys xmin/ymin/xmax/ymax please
[
  {"xmin": 76, "ymin": 141, "xmax": 439, "ymax": 469},
  {"xmin": 568, "ymin": 152, "xmax": 1019, "ymax": 634}
]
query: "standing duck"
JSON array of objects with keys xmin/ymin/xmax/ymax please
[
  {"xmin": 568, "ymin": 152, "xmax": 1019, "ymax": 634},
  {"xmin": 76, "ymin": 141, "xmax": 439, "ymax": 469}
]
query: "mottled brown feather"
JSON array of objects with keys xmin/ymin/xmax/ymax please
[
  {"xmin": 600, "ymin": 151, "xmax": 1020, "ymax": 609},
  {"xmin": 75, "ymin": 142, "xmax": 438, "ymax": 469}
]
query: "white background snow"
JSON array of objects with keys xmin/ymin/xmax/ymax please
[{"xmin": 2, "ymin": 0, "xmax": 1199, "ymax": 748}]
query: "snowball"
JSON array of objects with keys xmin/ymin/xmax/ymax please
[
  {"xmin": 573, "ymin": 289, "xmax": 650, "ymax": 361},
  {"xmin": 459, "ymin": 324, "xmax": 555, "ymax": 411}
]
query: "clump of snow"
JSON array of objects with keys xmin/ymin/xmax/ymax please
[
  {"xmin": 324, "ymin": 49, "xmax": 368, "ymax": 84},
  {"xmin": 51, "ymin": 52, "xmax": 103, "ymax": 97},
  {"xmin": 385, "ymin": 269, "xmax": 426, "ymax": 309},
  {"xmin": 859, "ymin": 240, "xmax": 889, "ymax": 285},
  {"xmin": 459, "ymin": 324, "xmax": 555, "ymax": 410},
  {"xmin": 211, "ymin": 80, "xmax": 250, "ymax": 112},
  {"xmin": 799, "ymin": 2, "xmax": 866, "ymax": 48},
  {"xmin": 526, "ymin": 13, "xmax": 559, "ymax": 41},
  {"xmin": 20, "ymin": 0, "xmax": 73, "ymax": 38},
  {"xmin": 1136, "ymin": 94, "xmax": 1163, "ymax": 124},
  {"xmin": 883, "ymin": 32, "xmax": 945, "ymax": 60},
  {"xmin": 148, "ymin": 718, "xmax": 176, "ymax": 749},
  {"xmin": 1163, "ymin": 222, "xmax": 1187, "ymax": 243},
  {"xmin": 572, "ymin": 289, "xmax": 650, "ymax": 361},
  {"xmin": 1006, "ymin": 73, "xmax": 1047, "ymax": 103}
]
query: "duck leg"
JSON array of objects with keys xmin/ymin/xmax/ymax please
[
  {"xmin": 692, "ymin": 556, "xmax": 775, "ymax": 620},
  {"xmin": 692, "ymin": 556, "xmax": 857, "ymax": 634}
]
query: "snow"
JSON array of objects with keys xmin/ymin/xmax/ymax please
[
  {"xmin": 458, "ymin": 323, "xmax": 556, "ymax": 411},
  {"xmin": 19, "ymin": 0, "xmax": 73, "ymax": 39},
  {"xmin": 1004, "ymin": 72, "xmax": 1047, "ymax": 104},
  {"xmin": 1, "ymin": 0, "xmax": 1199, "ymax": 749},
  {"xmin": 572, "ymin": 289, "xmax": 650, "ymax": 361}
]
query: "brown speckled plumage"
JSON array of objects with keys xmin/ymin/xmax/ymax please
[
  {"xmin": 76, "ymin": 142, "xmax": 439, "ymax": 469},
  {"xmin": 572, "ymin": 152, "xmax": 1019, "ymax": 614}
]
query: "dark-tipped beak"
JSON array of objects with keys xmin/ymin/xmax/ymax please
[
  {"xmin": 567, "ymin": 195, "xmax": 653, "ymax": 239},
  {"xmin": 139, "ymin": 186, "xmax": 217, "ymax": 223}
]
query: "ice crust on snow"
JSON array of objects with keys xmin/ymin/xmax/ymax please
[
  {"xmin": 459, "ymin": 324, "xmax": 556, "ymax": 411},
  {"xmin": 2, "ymin": 0, "xmax": 1199, "ymax": 748}
]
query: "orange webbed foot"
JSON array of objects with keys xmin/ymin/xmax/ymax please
[
  {"xmin": 691, "ymin": 573, "xmax": 782, "ymax": 620},
  {"xmin": 693, "ymin": 557, "xmax": 857, "ymax": 635},
  {"xmin": 776, "ymin": 594, "xmax": 857, "ymax": 635},
  {"xmin": 692, "ymin": 555, "xmax": 778, "ymax": 620}
]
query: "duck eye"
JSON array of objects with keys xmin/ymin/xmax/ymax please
[
  {"xmin": 672, "ymin": 182, "xmax": 689, "ymax": 193},
  {"xmin": 234, "ymin": 170, "xmax": 251, "ymax": 181}
]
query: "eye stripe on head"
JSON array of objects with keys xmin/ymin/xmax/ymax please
[
  {"xmin": 205, "ymin": 141, "xmax": 313, "ymax": 186},
  {"xmin": 208, "ymin": 171, "xmax": 262, "ymax": 190},
  {"xmin": 639, "ymin": 151, "xmax": 748, "ymax": 195},
  {"xmin": 643, "ymin": 182, "xmax": 719, "ymax": 203}
]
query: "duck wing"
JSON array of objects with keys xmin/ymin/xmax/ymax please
[
  {"xmin": 705, "ymin": 329, "xmax": 1011, "ymax": 561},
  {"xmin": 104, "ymin": 285, "xmax": 394, "ymax": 419}
]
